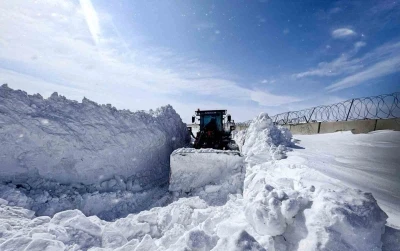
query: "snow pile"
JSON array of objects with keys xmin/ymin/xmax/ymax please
[
  {"xmin": 169, "ymin": 148, "xmax": 245, "ymax": 205},
  {"xmin": 232, "ymin": 129, "xmax": 246, "ymax": 151},
  {"xmin": 243, "ymin": 161, "xmax": 388, "ymax": 250},
  {"xmin": 0, "ymin": 196, "xmax": 253, "ymax": 251},
  {"xmin": 0, "ymin": 171, "xmax": 388, "ymax": 251},
  {"xmin": 240, "ymin": 112, "xmax": 292, "ymax": 160},
  {"xmin": 0, "ymin": 84, "xmax": 189, "ymax": 188}
]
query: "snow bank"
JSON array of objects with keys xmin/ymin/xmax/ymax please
[
  {"xmin": 243, "ymin": 163, "xmax": 388, "ymax": 250},
  {"xmin": 0, "ymin": 84, "xmax": 189, "ymax": 187},
  {"xmin": 238, "ymin": 113, "xmax": 388, "ymax": 250},
  {"xmin": 238, "ymin": 112, "xmax": 292, "ymax": 161}
]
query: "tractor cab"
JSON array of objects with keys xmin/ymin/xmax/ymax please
[
  {"xmin": 188, "ymin": 109, "xmax": 237, "ymax": 150},
  {"xmin": 197, "ymin": 110, "xmax": 224, "ymax": 132}
]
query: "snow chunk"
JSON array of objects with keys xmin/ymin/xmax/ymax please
[
  {"xmin": 296, "ymin": 188, "xmax": 388, "ymax": 250},
  {"xmin": 184, "ymin": 229, "xmax": 218, "ymax": 251},
  {"xmin": 101, "ymin": 227, "xmax": 128, "ymax": 249},
  {"xmin": 213, "ymin": 230, "xmax": 266, "ymax": 251},
  {"xmin": 51, "ymin": 210, "xmax": 102, "ymax": 237},
  {"xmin": 0, "ymin": 237, "xmax": 33, "ymax": 251},
  {"xmin": 245, "ymin": 197, "xmax": 286, "ymax": 236},
  {"xmin": 134, "ymin": 234, "xmax": 157, "ymax": 251},
  {"xmin": 24, "ymin": 238, "xmax": 65, "ymax": 251}
]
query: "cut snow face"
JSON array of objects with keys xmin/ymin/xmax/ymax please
[
  {"xmin": 169, "ymin": 148, "xmax": 245, "ymax": 205},
  {"xmin": 0, "ymin": 84, "xmax": 189, "ymax": 186},
  {"xmin": 0, "ymin": 85, "xmax": 190, "ymax": 219}
]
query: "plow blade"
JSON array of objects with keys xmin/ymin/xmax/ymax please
[{"xmin": 169, "ymin": 148, "xmax": 245, "ymax": 194}]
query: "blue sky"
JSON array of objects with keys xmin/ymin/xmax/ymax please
[{"xmin": 0, "ymin": 0, "xmax": 399, "ymax": 122}]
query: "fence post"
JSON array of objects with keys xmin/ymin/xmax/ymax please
[
  {"xmin": 285, "ymin": 112, "xmax": 290, "ymax": 125},
  {"xmin": 307, "ymin": 108, "xmax": 316, "ymax": 123},
  {"xmin": 346, "ymin": 99, "xmax": 355, "ymax": 121}
]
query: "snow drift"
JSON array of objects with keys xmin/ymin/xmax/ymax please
[{"xmin": 0, "ymin": 84, "xmax": 189, "ymax": 188}]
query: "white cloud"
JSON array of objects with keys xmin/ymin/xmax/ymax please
[
  {"xmin": 250, "ymin": 90, "xmax": 301, "ymax": 106},
  {"xmin": 354, "ymin": 41, "xmax": 366, "ymax": 49},
  {"xmin": 332, "ymin": 28, "xmax": 356, "ymax": 39},
  {"xmin": 295, "ymin": 55, "xmax": 361, "ymax": 79},
  {"xmin": 256, "ymin": 15, "xmax": 266, "ymax": 23},
  {"xmin": 79, "ymin": 0, "xmax": 101, "ymax": 45},
  {"xmin": 0, "ymin": 0, "xmax": 299, "ymax": 121},
  {"xmin": 261, "ymin": 79, "xmax": 276, "ymax": 84},
  {"xmin": 326, "ymin": 54, "xmax": 400, "ymax": 92},
  {"xmin": 295, "ymin": 41, "xmax": 371, "ymax": 79},
  {"xmin": 294, "ymin": 39, "xmax": 400, "ymax": 92}
]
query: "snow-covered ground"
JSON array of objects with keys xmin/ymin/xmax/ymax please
[
  {"xmin": 289, "ymin": 131, "xmax": 400, "ymax": 229},
  {"xmin": 1, "ymin": 107, "xmax": 397, "ymax": 250}
]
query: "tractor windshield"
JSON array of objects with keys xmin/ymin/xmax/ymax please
[{"xmin": 201, "ymin": 114, "xmax": 223, "ymax": 131}]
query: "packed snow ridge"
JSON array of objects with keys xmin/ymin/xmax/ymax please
[
  {"xmin": 0, "ymin": 84, "xmax": 189, "ymax": 186},
  {"xmin": 0, "ymin": 84, "xmax": 189, "ymax": 218}
]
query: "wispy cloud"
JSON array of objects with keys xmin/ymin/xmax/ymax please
[
  {"xmin": 261, "ymin": 79, "xmax": 276, "ymax": 84},
  {"xmin": 326, "ymin": 49, "xmax": 400, "ymax": 92},
  {"xmin": 0, "ymin": 0, "xmax": 300, "ymax": 120},
  {"xmin": 79, "ymin": 0, "xmax": 101, "ymax": 45},
  {"xmin": 295, "ymin": 40, "xmax": 400, "ymax": 92},
  {"xmin": 329, "ymin": 7, "xmax": 342, "ymax": 14},
  {"xmin": 295, "ymin": 41, "xmax": 367, "ymax": 78},
  {"xmin": 332, "ymin": 28, "xmax": 356, "ymax": 39},
  {"xmin": 250, "ymin": 90, "xmax": 301, "ymax": 106},
  {"xmin": 256, "ymin": 15, "xmax": 266, "ymax": 23}
]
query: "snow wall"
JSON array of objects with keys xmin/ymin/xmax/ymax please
[{"xmin": 0, "ymin": 84, "xmax": 190, "ymax": 189}]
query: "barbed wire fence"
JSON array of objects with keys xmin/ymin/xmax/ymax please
[{"xmin": 270, "ymin": 92, "xmax": 400, "ymax": 126}]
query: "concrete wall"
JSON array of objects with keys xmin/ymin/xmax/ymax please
[
  {"xmin": 287, "ymin": 123, "xmax": 320, "ymax": 135},
  {"xmin": 235, "ymin": 125, "xmax": 249, "ymax": 131},
  {"xmin": 319, "ymin": 120, "xmax": 376, "ymax": 134},
  {"xmin": 376, "ymin": 118, "xmax": 400, "ymax": 131},
  {"xmin": 286, "ymin": 118, "xmax": 400, "ymax": 135}
]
